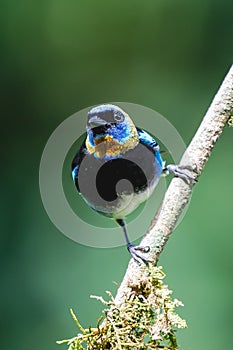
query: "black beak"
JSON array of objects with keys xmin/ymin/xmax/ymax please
[{"xmin": 87, "ymin": 115, "xmax": 107, "ymax": 129}]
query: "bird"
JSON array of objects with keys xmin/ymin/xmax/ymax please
[{"xmin": 71, "ymin": 104, "xmax": 196, "ymax": 263}]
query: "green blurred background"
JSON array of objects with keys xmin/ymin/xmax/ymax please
[{"xmin": 1, "ymin": 1, "xmax": 233, "ymax": 349}]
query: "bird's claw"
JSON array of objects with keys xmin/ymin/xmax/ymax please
[
  {"xmin": 166, "ymin": 164, "xmax": 198, "ymax": 184},
  {"xmin": 127, "ymin": 244, "xmax": 151, "ymax": 264},
  {"xmin": 134, "ymin": 245, "xmax": 150, "ymax": 253}
]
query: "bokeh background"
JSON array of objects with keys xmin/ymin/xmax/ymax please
[{"xmin": 1, "ymin": 1, "xmax": 233, "ymax": 349}]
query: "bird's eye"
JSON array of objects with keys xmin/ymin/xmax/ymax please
[{"xmin": 114, "ymin": 113, "xmax": 124, "ymax": 123}]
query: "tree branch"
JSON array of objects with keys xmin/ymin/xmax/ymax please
[
  {"xmin": 59, "ymin": 67, "xmax": 233, "ymax": 350},
  {"xmin": 114, "ymin": 65, "xmax": 233, "ymax": 305}
]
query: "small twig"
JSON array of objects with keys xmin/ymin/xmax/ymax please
[
  {"xmin": 114, "ymin": 65, "xmax": 233, "ymax": 305},
  {"xmin": 70, "ymin": 308, "xmax": 86, "ymax": 334}
]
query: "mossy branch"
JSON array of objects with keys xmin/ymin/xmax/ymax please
[
  {"xmin": 58, "ymin": 65, "xmax": 233, "ymax": 349},
  {"xmin": 58, "ymin": 266, "xmax": 187, "ymax": 349}
]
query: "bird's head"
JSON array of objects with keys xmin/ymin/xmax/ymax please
[{"xmin": 86, "ymin": 104, "xmax": 139, "ymax": 158}]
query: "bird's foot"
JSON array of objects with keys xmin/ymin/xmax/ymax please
[
  {"xmin": 127, "ymin": 243, "xmax": 151, "ymax": 264},
  {"xmin": 165, "ymin": 164, "xmax": 198, "ymax": 184}
]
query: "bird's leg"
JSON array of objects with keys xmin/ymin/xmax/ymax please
[
  {"xmin": 163, "ymin": 164, "xmax": 198, "ymax": 184},
  {"xmin": 116, "ymin": 219, "xmax": 151, "ymax": 264}
]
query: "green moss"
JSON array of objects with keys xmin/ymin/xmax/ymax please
[{"xmin": 57, "ymin": 266, "xmax": 186, "ymax": 349}]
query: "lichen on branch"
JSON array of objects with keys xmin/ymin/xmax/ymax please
[{"xmin": 57, "ymin": 265, "xmax": 186, "ymax": 349}]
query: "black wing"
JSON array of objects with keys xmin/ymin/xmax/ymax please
[{"xmin": 71, "ymin": 140, "xmax": 87, "ymax": 192}]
